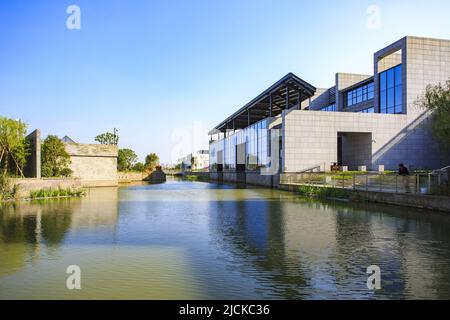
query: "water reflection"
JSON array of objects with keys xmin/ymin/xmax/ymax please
[
  {"xmin": 1, "ymin": 181, "xmax": 450, "ymax": 299},
  {"xmin": 208, "ymin": 190, "xmax": 450, "ymax": 299}
]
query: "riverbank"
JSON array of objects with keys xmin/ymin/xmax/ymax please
[
  {"xmin": 279, "ymin": 183, "xmax": 450, "ymax": 213},
  {"xmin": 1, "ymin": 177, "xmax": 87, "ymax": 202},
  {"xmin": 183, "ymin": 171, "xmax": 450, "ymax": 213}
]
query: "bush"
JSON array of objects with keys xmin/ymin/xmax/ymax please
[
  {"xmin": 298, "ymin": 185, "xmax": 350, "ymax": 199},
  {"xmin": 185, "ymin": 174, "xmax": 209, "ymax": 182},
  {"xmin": 41, "ymin": 135, "xmax": 73, "ymax": 177},
  {"xmin": 132, "ymin": 162, "xmax": 145, "ymax": 172},
  {"xmin": 0, "ymin": 173, "xmax": 19, "ymax": 201},
  {"xmin": 29, "ymin": 187, "xmax": 86, "ymax": 199}
]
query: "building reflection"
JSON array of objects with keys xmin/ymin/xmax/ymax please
[
  {"xmin": 0, "ymin": 187, "xmax": 119, "ymax": 276},
  {"xmin": 209, "ymin": 190, "xmax": 450, "ymax": 299}
]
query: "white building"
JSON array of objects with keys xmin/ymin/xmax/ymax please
[{"xmin": 179, "ymin": 150, "xmax": 210, "ymax": 171}]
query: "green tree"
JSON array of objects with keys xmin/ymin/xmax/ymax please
[
  {"xmin": 118, "ymin": 148, "xmax": 138, "ymax": 171},
  {"xmin": 0, "ymin": 116, "xmax": 29, "ymax": 176},
  {"xmin": 95, "ymin": 132, "xmax": 119, "ymax": 145},
  {"xmin": 132, "ymin": 162, "xmax": 145, "ymax": 172},
  {"xmin": 41, "ymin": 135, "xmax": 73, "ymax": 177},
  {"xmin": 417, "ymin": 79, "xmax": 450, "ymax": 148},
  {"xmin": 145, "ymin": 153, "xmax": 159, "ymax": 171}
]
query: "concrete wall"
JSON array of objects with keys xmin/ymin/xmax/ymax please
[
  {"xmin": 11, "ymin": 178, "xmax": 83, "ymax": 199},
  {"xmin": 354, "ymin": 190, "xmax": 450, "ymax": 213},
  {"xmin": 283, "ymin": 110, "xmax": 408, "ymax": 172},
  {"xmin": 304, "ymin": 88, "xmax": 333, "ymax": 110},
  {"xmin": 335, "ymin": 73, "xmax": 372, "ymax": 111},
  {"xmin": 283, "ymin": 109, "xmax": 450, "ymax": 172},
  {"xmin": 118, "ymin": 171, "xmax": 148, "ymax": 183},
  {"xmin": 64, "ymin": 143, "xmax": 118, "ymax": 187},
  {"xmin": 23, "ymin": 129, "xmax": 41, "ymax": 178}
]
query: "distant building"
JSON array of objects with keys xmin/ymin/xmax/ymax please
[
  {"xmin": 22, "ymin": 130, "xmax": 118, "ymax": 186},
  {"xmin": 179, "ymin": 150, "xmax": 210, "ymax": 171},
  {"xmin": 60, "ymin": 135, "xmax": 76, "ymax": 143}
]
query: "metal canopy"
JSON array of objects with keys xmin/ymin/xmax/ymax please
[{"xmin": 212, "ymin": 73, "xmax": 316, "ymax": 132}]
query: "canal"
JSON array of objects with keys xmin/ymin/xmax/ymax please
[{"xmin": 1, "ymin": 179, "xmax": 450, "ymax": 299}]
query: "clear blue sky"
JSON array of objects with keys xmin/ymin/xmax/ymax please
[{"xmin": 1, "ymin": 0, "xmax": 449, "ymax": 164}]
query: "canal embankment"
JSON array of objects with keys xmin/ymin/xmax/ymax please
[
  {"xmin": 279, "ymin": 183, "xmax": 450, "ymax": 213},
  {"xmin": 183, "ymin": 171, "xmax": 450, "ymax": 213}
]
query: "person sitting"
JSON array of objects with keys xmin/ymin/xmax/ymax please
[{"xmin": 398, "ymin": 163, "xmax": 410, "ymax": 193}]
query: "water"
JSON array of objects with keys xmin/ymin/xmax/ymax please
[{"xmin": 1, "ymin": 179, "xmax": 450, "ymax": 299}]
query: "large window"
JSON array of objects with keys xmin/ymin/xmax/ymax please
[
  {"xmin": 345, "ymin": 82, "xmax": 374, "ymax": 107},
  {"xmin": 210, "ymin": 119, "xmax": 270, "ymax": 172},
  {"xmin": 379, "ymin": 64, "xmax": 402, "ymax": 114}
]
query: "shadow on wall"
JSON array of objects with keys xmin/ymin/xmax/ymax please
[{"xmin": 373, "ymin": 110, "xmax": 450, "ymax": 170}]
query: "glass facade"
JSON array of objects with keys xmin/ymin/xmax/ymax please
[
  {"xmin": 320, "ymin": 103, "xmax": 336, "ymax": 112},
  {"xmin": 379, "ymin": 64, "xmax": 402, "ymax": 114},
  {"xmin": 210, "ymin": 119, "xmax": 270, "ymax": 171},
  {"xmin": 357, "ymin": 106, "xmax": 375, "ymax": 113},
  {"xmin": 345, "ymin": 82, "xmax": 374, "ymax": 107}
]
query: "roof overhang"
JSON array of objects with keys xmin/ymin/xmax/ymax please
[{"xmin": 212, "ymin": 73, "xmax": 316, "ymax": 132}]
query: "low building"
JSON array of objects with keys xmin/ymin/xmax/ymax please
[
  {"xmin": 179, "ymin": 150, "xmax": 210, "ymax": 171},
  {"xmin": 208, "ymin": 36, "xmax": 450, "ymax": 187},
  {"xmin": 64, "ymin": 142, "xmax": 118, "ymax": 187},
  {"xmin": 22, "ymin": 130, "xmax": 118, "ymax": 187}
]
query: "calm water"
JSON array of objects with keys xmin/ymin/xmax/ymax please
[{"xmin": 1, "ymin": 179, "xmax": 450, "ymax": 300}]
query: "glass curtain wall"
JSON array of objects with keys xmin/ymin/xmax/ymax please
[
  {"xmin": 209, "ymin": 119, "xmax": 270, "ymax": 172},
  {"xmin": 379, "ymin": 64, "xmax": 402, "ymax": 114}
]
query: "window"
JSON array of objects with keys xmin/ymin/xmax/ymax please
[
  {"xmin": 379, "ymin": 64, "xmax": 402, "ymax": 114},
  {"xmin": 358, "ymin": 106, "xmax": 375, "ymax": 113},
  {"xmin": 320, "ymin": 103, "xmax": 336, "ymax": 112},
  {"xmin": 344, "ymin": 81, "xmax": 375, "ymax": 108}
]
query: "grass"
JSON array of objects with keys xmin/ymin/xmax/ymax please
[
  {"xmin": 298, "ymin": 185, "xmax": 350, "ymax": 200},
  {"xmin": 29, "ymin": 187, "xmax": 86, "ymax": 199},
  {"xmin": 185, "ymin": 174, "xmax": 210, "ymax": 182}
]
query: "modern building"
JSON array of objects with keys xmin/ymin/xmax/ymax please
[
  {"xmin": 179, "ymin": 150, "xmax": 210, "ymax": 171},
  {"xmin": 208, "ymin": 36, "xmax": 450, "ymax": 187}
]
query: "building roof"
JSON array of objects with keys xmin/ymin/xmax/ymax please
[
  {"xmin": 61, "ymin": 135, "xmax": 76, "ymax": 143},
  {"xmin": 211, "ymin": 73, "xmax": 316, "ymax": 133}
]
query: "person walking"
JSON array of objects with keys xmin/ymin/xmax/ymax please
[{"xmin": 398, "ymin": 163, "xmax": 410, "ymax": 193}]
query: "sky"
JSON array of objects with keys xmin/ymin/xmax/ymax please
[{"xmin": 1, "ymin": 0, "xmax": 449, "ymax": 164}]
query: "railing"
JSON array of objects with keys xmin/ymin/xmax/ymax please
[{"xmin": 281, "ymin": 172, "xmax": 449, "ymax": 196}]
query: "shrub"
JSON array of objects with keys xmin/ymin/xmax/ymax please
[
  {"xmin": 298, "ymin": 185, "xmax": 350, "ymax": 199},
  {"xmin": 41, "ymin": 135, "xmax": 73, "ymax": 177},
  {"xmin": 29, "ymin": 187, "xmax": 86, "ymax": 199}
]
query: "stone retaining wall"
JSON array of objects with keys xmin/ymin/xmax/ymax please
[
  {"xmin": 11, "ymin": 178, "xmax": 83, "ymax": 199},
  {"xmin": 118, "ymin": 171, "xmax": 148, "ymax": 183}
]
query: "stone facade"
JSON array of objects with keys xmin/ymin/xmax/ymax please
[
  {"xmin": 11, "ymin": 178, "xmax": 83, "ymax": 199},
  {"xmin": 283, "ymin": 110, "xmax": 409, "ymax": 171},
  {"xmin": 64, "ymin": 143, "xmax": 118, "ymax": 187}
]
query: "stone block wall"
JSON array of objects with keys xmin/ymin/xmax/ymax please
[
  {"xmin": 283, "ymin": 109, "xmax": 450, "ymax": 172},
  {"xmin": 283, "ymin": 110, "xmax": 408, "ymax": 172},
  {"xmin": 11, "ymin": 178, "xmax": 83, "ymax": 199},
  {"xmin": 64, "ymin": 143, "xmax": 118, "ymax": 187}
]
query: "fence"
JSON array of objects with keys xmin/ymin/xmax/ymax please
[{"xmin": 281, "ymin": 172, "xmax": 449, "ymax": 196}]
